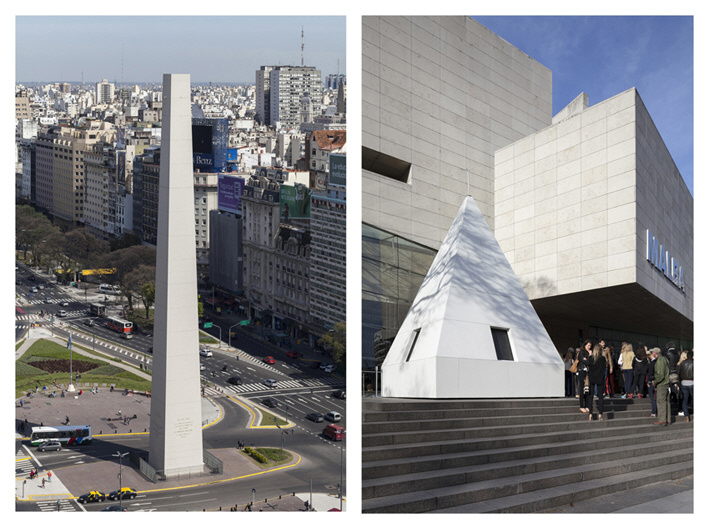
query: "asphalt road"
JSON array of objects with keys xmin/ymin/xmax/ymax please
[{"xmin": 16, "ymin": 262, "xmax": 347, "ymax": 511}]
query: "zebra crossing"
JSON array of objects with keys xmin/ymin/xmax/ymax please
[
  {"xmin": 15, "ymin": 456, "xmax": 35, "ymax": 478},
  {"xmin": 36, "ymin": 499, "xmax": 76, "ymax": 512},
  {"xmin": 209, "ymin": 377, "xmax": 345, "ymax": 395},
  {"xmin": 17, "ymin": 310, "xmax": 86, "ymax": 322}
]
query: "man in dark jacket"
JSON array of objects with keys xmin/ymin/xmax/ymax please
[
  {"xmin": 647, "ymin": 349, "xmax": 658, "ymax": 417},
  {"xmin": 678, "ymin": 350, "xmax": 693, "ymax": 421},
  {"xmin": 652, "ymin": 348, "xmax": 671, "ymax": 425}
]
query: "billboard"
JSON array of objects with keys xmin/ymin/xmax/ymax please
[
  {"xmin": 280, "ymin": 184, "xmax": 311, "ymax": 220},
  {"xmin": 329, "ymin": 153, "xmax": 346, "ymax": 186},
  {"xmin": 218, "ymin": 175, "xmax": 245, "ymax": 214}
]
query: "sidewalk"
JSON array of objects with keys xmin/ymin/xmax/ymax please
[
  {"xmin": 16, "ymin": 446, "xmax": 75, "ymax": 503},
  {"xmin": 295, "ymin": 492, "xmax": 345, "ymax": 511}
]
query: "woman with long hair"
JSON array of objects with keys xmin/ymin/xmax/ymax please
[
  {"xmin": 632, "ymin": 344, "xmax": 649, "ymax": 398},
  {"xmin": 618, "ymin": 342, "xmax": 635, "ymax": 398},
  {"xmin": 563, "ymin": 348, "xmax": 575, "ymax": 397},
  {"xmin": 577, "ymin": 340, "xmax": 593, "ymax": 413},
  {"xmin": 588, "ymin": 343, "xmax": 607, "ymax": 420},
  {"xmin": 603, "ymin": 346, "xmax": 616, "ymax": 396}
]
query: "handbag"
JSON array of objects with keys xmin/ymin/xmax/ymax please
[{"xmin": 569, "ymin": 360, "xmax": 579, "ymax": 373}]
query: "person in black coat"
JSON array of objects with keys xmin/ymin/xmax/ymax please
[
  {"xmin": 632, "ymin": 345, "xmax": 649, "ymax": 398},
  {"xmin": 587, "ymin": 344, "xmax": 607, "ymax": 420},
  {"xmin": 678, "ymin": 350, "xmax": 694, "ymax": 420},
  {"xmin": 576, "ymin": 340, "xmax": 593, "ymax": 413}
]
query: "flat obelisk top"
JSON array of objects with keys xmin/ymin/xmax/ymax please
[{"xmin": 149, "ymin": 72, "xmax": 204, "ymax": 477}]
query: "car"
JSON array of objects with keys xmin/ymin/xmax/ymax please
[
  {"xmin": 38, "ymin": 285, "xmax": 45, "ymax": 290},
  {"xmin": 333, "ymin": 390, "xmax": 346, "ymax": 400},
  {"xmin": 60, "ymin": 301, "xmax": 69, "ymax": 307},
  {"xmin": 30, "ymin": 287, "xmax": 38, "ymax": 293},
  {"xmin": 261, "ymin": 398, "xmax": 278, "ymax": 408},
  {"xmin": 306, "ymin": 412, "xmax": 324, "ymax": 423},
  {"xmin": 323, "ymin": 365, "xmax": 336, "ymax": 373},
  {"xmin": 199, "ymin": 348, "xmax": 213, "ymax": 357},
  {"xmin": 78, "ymin": 490, "xmax": 107, "ymax": 503},
  {"xmin": 101, "ymin": 505, "xmax": 128, "ymax": 511},
  {"xmin": 84, "ymin": 319, "xmax": 95, "ymax": 327},
  {"xmin": 285, "ymin": 351, "xmax": 302, "ymax": 359},
  {"xmin": 227, "ymin": 376, "xmax": 243, "ymax": 385},
  {"xmin": 322, "ymin": 423, "xmax": 345, "ymax": 441},
  {"xmin": 57, "ymin": 309, "xmax": 67, "ymax": 317},
  {"xmin": 108, "ymin": 487, "xmax": 137, "ymax": 501},
  {"xmin": 262, "ymin": 379, "xmax": 277, "ymax": 388},
  {"xmin": 325, "ymin": 411, "xmax": 342, "ymax": 422},
  {"xmin": 263, "ymin": 356, "xmax": 276, "ymax": 364},
  {"xmin": 37, "ymin": 440, "xmax": 62, "ymax": 452},
  {"xmin": 320, "ymin": 363, "xmax": 335, "ymax": 370},
  {"xmin": 200, "ymin": 364, "xmax": 206, "ymax": 371}
]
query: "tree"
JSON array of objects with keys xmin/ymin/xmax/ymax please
[
  {"xmin": 109, "ymin": 232, "xmax": 141, "ymax": 252},
  {"xmin": 318, "ymin": 322, "xmax": 346, "ymax": 367},
  {"xmin": 198, "ymin": 301, "xmax": 204, "ymax": 320},
  {"xmin": 139, "ymin": 280, "xmax": 155, "ymax": 319},
  {"xmin": 101, "ymin": 245, "xmax": 156, "ymax": 311},
  {"xmin": 64, "ymin": 228, "xmax": 110, "ymax": 269}
]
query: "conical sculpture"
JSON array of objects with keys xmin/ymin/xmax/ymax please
[
  {"xmin": 148, "ymin": 73, "xmax": 204, "ymax": 476},
  {"xmin": 382, "ymin": 196, "xmax": 564, "ymax": 398}
]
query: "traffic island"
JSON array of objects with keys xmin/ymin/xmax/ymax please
[{"xmin": 240, "ymin": 447, "xmax": 293, "ymax": 468}]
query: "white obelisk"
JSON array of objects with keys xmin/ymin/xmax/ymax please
[{"xmin": 148, "ymin": 73, "xmax": 204, "ymax": 477}]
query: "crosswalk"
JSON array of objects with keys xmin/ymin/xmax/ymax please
[
  {"xmin": 207, "ymin": 377, "xmax": 345, "ymax": 395},
  {"xmin": 36, "ymin": 499, "xmax": 76, "ymax": 512},
  {"xmin": 15, "ymin": 456, "xmax": 35, "ymax": 478},
  {"xmin": 17, "ymin": 310, "xmax": 86, "ymax": 322}
]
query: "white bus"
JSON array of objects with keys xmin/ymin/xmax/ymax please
[{"xmin": 29, "ymin": 425, "xmax": 92, "ymax": 446}]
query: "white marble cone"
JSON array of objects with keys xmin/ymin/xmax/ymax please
[
  {"xmin": 148, "ymin": 73, "xmax": 204, "ymax": 476},
  {"xmin": 381, "ymin": 196, "xmax": 564, "ymax": 398}
]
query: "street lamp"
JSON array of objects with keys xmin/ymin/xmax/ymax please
[
  {"xmin": 228, "ymin": 323, "xmax": 239, "ymax": 348},
  {"xmin": 112, "ymin": 451, "xmax": 129, "ymax": 508},
  {"xmin": 212, "ymin": 324, "xmax": 223, "ymax": 348}
]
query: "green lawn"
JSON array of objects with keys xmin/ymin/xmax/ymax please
[
  {"xmin": 15, "ymin": 339, "xmax": 26, "ymax": 351},
  {"xmin": 242, "ymin": 447, "xmax": 293, "ymax": 468},
  {"xmin": 259, "ymin": 409, "xmax": 288, "ymax": 427},
  {"xmin": 16, "ymin": 339, "xmax": 151, "ymax": 398}
]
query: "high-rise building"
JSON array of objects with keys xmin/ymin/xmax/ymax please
[
  {"xmin": 256, "ymin": 66, "xmax": 322, "ymax": 128},
  {"xmin": 15, "ymin": 91, "xmax": 31, "ymax": 120},
  {"xmin": 95, "ymin": 79, "xmax": 115, "ymax": 104},
  {"xmin": 84, "ymin": 142, "xmax": 118, "ymax": 240}
]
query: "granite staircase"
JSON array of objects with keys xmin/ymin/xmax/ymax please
[{"xmin": 362, "ymin": 398, "xmax": 692, "ymax": 513}]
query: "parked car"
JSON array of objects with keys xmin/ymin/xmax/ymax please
[
  {"xmin": 325, "ymin": 411, "xmax": 342, "ymax": 422},
  {"xmin": 108, "ymin": 487, "xmax": 137, "ymax": 501},
  {"xmin": 101, "ymin": 505, "xmax": 128, "ymax": 511},
  {"xmin": 78, "ymin": 490, "xmax": 107, "ymax": 503},
  {"xmin": 322, "ymin": 424, "xmax": 345, "ymax": 441},
  {"xmin": 261, "ymin": 398, "xmax": 278, "ymax": 408},
  {"xmin": 227, "ymin": 376, "xmax": 243, "ymax": 385},
  {"xmin": 263, "ymin": 356, "xmax": 276, "ymax": 365},
  {"xmin": 333, "ymin": 390, "xmax": 346, "ymax": 400},
  {"xmin": 199, "ymin": 348, "xmax": 213, "ymax": 357},
  {"xmin": 262, "ymin": 379, "xmax": 277, "ymax": 388},
  {"xmin": 37, "ymin": 440, "xmax": 62, "ymax": 452},
  {"xmin": 306, "ymin": 412, "xmax": 324, "ymax": 423}
]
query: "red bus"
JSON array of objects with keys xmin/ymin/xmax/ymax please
[{"xmin": 105, "ymin": 316, "xmax": 133, "ymax": 334}]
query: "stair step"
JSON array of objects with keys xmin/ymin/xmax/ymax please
[
  {"xmin": 363, "ymin": 397, "xmax": 651, "ymax": 412},
  {"xmin": 434, "ymin": 462, "xmax": 693, "ymax": 513},
  {"xmin": 363, "ymin": 449, "xmax": 693, "ymax": 513},
  {"xmin": 362, "ymin": 432, "xmax": 692, "ymax": 480},
  {"xmin": 363, "ymin": 422, "xmax": 692, "ymax": 462},
  {"xmin": 362, "ymin": 438, "xmax": 692, "ymax": 499}
]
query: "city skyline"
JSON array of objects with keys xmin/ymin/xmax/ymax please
[{"xmin": 16, "ymin": 16, "xmax": 346, "ymax": 84}]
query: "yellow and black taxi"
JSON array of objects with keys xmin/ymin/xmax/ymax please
[
  {"xmin": 108, "ymin": 487, "xmax": 138, "ymax": 501},
  {"xmin": 77, "ymin": 490, "xmax": 107, "ymax": 503}
]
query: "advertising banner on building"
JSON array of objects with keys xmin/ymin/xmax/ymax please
[
  {"xmin": 330, "ymin": 153, "xmax": 346, "ymax": 186},
  {"xmin": 280, "ymin": 184, "xmax": 311, "ymax": 220},
  {"xmin": 218, "ymin": 175, "xmax": 245, "ymax": 214}
]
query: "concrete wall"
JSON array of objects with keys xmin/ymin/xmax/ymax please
[
  {"xmin": 494, "ymin": 88, "xmax": 640, "ymax": 299},
  {"xmin": 634, "ymin": 93, "xmax": 693, "ymax": 321},
  {"xmin": 363, "ymin": 16, "xmax": 552, "ymax": 250}
]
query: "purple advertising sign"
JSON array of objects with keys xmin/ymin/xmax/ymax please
[{"xmin": 217, "ymin": 175, "xmax": 245, "ymax": 214}]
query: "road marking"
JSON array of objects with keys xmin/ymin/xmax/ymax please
[
  {"xmin": 178, "ymin": 491, "xmax": 209, "ymax": 497},
  {"xmin": 246, "ymin": 366, "xmax": 255, "ymax": 371}
]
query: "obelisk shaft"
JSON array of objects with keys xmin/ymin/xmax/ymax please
[{"xmin": 148, "ymin": 73, "xmax": 204, "ymax": 477}]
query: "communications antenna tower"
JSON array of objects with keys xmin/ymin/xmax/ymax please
[{"xmin": 301, "ymin": 27, "xmax": 305, "ymax": 66}]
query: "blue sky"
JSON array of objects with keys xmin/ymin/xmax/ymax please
[
  {"xmin": 16, "ymin": 16, "xmax": 346, "ymax": 84},
  {"xmin": 475, "ymin": 16, "xmax": 693, "ymax": 194}
]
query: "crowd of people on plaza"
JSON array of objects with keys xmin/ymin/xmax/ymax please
[{"xmin": 562, "ymin": 339, "xmax": 693, "ymax": 425}]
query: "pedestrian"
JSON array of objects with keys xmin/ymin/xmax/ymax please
[
  {"xmin": 41, "ymin": 477, "xmax": 46, "ymax": 488},
  {"xmin": 563, "ymin": 348, "xmax": 576, "ymax": 397},
  {"xmin": 19, "ymin": 399, "xmax": 23, "ymax": 408},
  {"xmin": 118, "ymin": 409, "xmax": 122, "ymax": 417},
  {"xmin": 588, "ymin": 344, "xmax": 607, "ymax": 420},
  {"xmin": 602, "ymin": 346, "xmax": 616, "ymax": 397},
  {"xmin": 576, "ymin": 340, "xmax": 592, "ymax": 413},
  {"xmin": 678, "ymin": 350, "xmax": 693, "ymax": 421},
  {"xmin": 618, "ymin": 342, "xmax": 635, "ymax": 398},
  {"xmin": 47, "ymin": 470, "xmax": 52, "ymax": 482},
  {"xmin": 651, "ymin": 347, "xmax": 670, "ymax": 426},
  {"xmin": 632, "ymin": 345, "xmax": 649, "ymax": 398}
]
